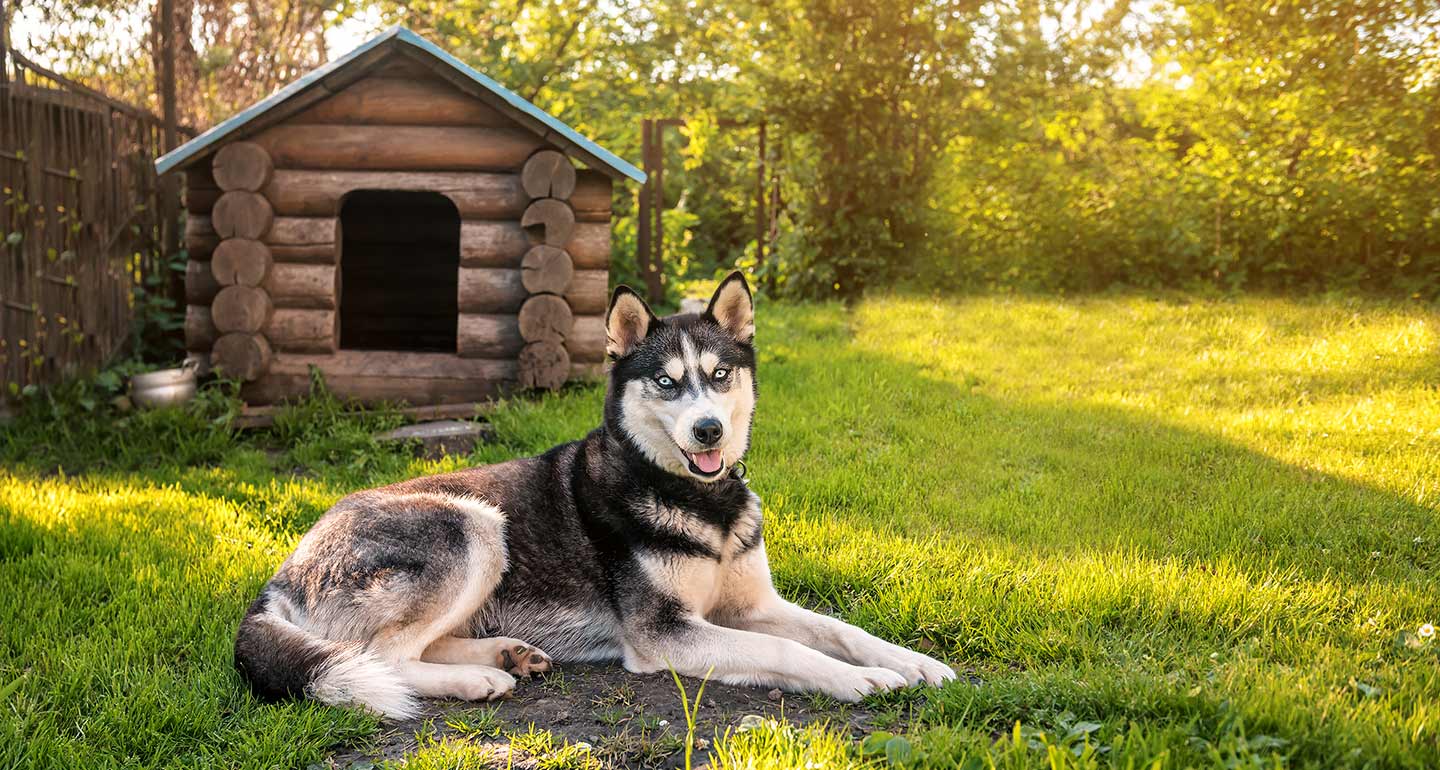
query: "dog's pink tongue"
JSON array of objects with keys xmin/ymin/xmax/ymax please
[{"xmin": 691, "ymin": 449, "xmax": 724, "ymax": 474}]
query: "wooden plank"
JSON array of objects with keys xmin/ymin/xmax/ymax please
[
  {"xmin": 185, "ymin": 167, "xmax": 220, "ymax": 213},
  {"xmin": 266, "ymin": 308, "xmax": 337, "ymax": 353},
  {"xmin": 264, "ymin": 263, "xmax": 337, "ymax": 309},
  {"xmin": 250, "ymin": 124, "xmax": 548, "ymax": 171},
  {"xmin": 394, "ymin": 48, "xmax": 633, "ymax": 182},
  {"xmin": 286, "ymin": 76, "xmax": 515, "ymax": 127},
  {"xmin": 572, "ymin": 171, "xmax": 612, "ymax": 222},
  {"xmin": 459, "ymin": 221, "xmax": 610, "ymax": 269},
  {"xmin": 457, "ymin": 314, "xmax": 523, "ymax": 358},
  {"xmin": 371, "ymin": 54, "xmax": 443, "ymax": 79},
  {"xmin": 242, "ymin": 350, "xmax": 519, "ymax": 405},
  {"xmin": 185, "ymin": 305, "xmax": 217, "ymax": 351},
  {"xmin": 186, "ymin": 215, "xmax": 218, "ymax": 259},
  {"xmin": 565, "ymin": 269, "xmax": 609, "ymax": 315},
  {"xmin": 263, "ymin": 170, "xmax": 528, "ymax": 219},
  {"xmin": 457, "ymin": 313, "xmax": 605, "ymax": 362},
  {"xmin": 266, "ymin": 217, "xmax": 336, "ymax": 263},
  {"xmin": 185, "ymin": 259, "xmax": 220, "ymax": 304},
  {"xmin": 568, "ymin": 223, "xmax": 611, "ymax": 269},
  {"xmin": 459, "ymin": 222, "xmax": 530, "ymax": 268},
  {"xmin": 458, "ymin": 267, "xmax": 525, "ymax": 313},
  {"xmin": 566, "ymin": 314, "xmax": 607, "ymax": 363},
  {"xmin": 456, "ymin": 267, "xmax": 606, "ymax": 313}
]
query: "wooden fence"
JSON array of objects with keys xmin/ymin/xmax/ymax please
[{"xmin": 1, "ymin": 50, "xmax": 188, "ymax": 403}]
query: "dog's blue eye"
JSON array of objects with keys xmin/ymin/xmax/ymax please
[
  {"xmin": 655, "ymin": 375, "xmax": 676, "ymax": 389},
  {"xmin": 713, "ymin": 368, "xmax": 729, "ymax": 381}
]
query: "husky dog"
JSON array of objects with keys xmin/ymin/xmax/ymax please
[{"xmin": 234, "ymin": 272, "xmax": 955, "ymax": 718}]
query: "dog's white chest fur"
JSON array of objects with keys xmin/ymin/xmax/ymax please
[{"xmin": 633, "ymin": 493, "xmax": 764, "ymax": 618}]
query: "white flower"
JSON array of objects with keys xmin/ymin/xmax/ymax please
[
  {"xmin": 658, "ymin": 719, "xmax": 670, "ymax": 727},
  {"xmin": 1420, "ymin": 624, "xmax": 1435, "ymax": 639}
]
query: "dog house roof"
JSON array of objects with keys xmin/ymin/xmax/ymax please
[{"xmin": 154, "ymin": 26, "xmax": 645, "ymax": 183}]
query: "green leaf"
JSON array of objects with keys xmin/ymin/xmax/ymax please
[
  {"xmin": 884, "ymin": 735, "xmax": 914, "ymax": 765},
  {"xmin": 861, "ymin": 731, "xmax": 895, "ymax": 756}
]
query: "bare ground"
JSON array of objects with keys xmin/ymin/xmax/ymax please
[{"xmin": 324, "ymin": 663, "xmax": 940, "ymax": 769}]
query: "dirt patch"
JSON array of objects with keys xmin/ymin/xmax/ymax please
[{"xmin": 326, "ymin": 663, "xmax": 927, "ymax": 769}]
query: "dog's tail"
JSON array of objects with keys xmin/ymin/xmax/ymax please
[{"xmin": 233, "ymin": 592, "xmax": 418, "ymax": 720}]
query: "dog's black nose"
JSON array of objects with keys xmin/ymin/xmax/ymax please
[{"xmin": 692, "ymin": 418, "xmax": 724, "ymax": 446}]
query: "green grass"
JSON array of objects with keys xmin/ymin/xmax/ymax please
[{"xmin": 3, "ymin": 292, "xmax": 1438, "ymax": 768}]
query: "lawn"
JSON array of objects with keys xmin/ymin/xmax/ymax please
[{"xmin": 2, "ymin": 292, "xmax": 1438, "ymax": 769}]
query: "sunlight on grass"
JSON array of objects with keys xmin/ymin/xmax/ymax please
[{"xmin": 2, "ymin": 293, "xmax": 1437, "ymax": 768}]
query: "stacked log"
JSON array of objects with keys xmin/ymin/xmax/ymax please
[
  {"xmin": 455, "ymin": 150, "xmax": 600, "ymax": 390},
  {"xmin": 192, "ymin": 142, "xmax": 290, "ymax": 380}
]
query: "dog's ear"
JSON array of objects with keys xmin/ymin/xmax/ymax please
[
  {"xmin": 606, "ymin": 285, "xmax": 657, "ymax": 359},
  {"xmin": 705, "ymin": 271, "xmax": 754, "ymax": 343}
]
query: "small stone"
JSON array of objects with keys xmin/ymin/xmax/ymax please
[
  {"xmin": 375, "ymin": 420, "xmax": 491, "ymax": 459},
  {"xmin": 767, "ymin": 688, "xmax": 783, "ymax": 701}
]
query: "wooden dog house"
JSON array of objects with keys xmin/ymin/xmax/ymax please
[{"xmin": 155, "ymin": 27, "xmax": 644, "ymax": 405}]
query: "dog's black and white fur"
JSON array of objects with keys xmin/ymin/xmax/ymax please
[{"xmin": 234, "ymin": 272, "xmax": 955, "ymax": 718}]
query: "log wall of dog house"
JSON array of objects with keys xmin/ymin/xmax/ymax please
[
  {"xmin": 456, "ymin": 149, "xmax": 596, "ymax": 390},
  {"xmin": 181, "ymin": 64, "xmax": 615, "ymax": 400}
]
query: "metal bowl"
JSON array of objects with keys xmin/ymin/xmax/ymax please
[{"xmin": 130, "ymin": 362, "xmax": 198, "ymax": 409}]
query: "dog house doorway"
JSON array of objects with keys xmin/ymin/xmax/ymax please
[{"xmin": 339, "ymin": 190, "xmax": 461, "ymax": 352}]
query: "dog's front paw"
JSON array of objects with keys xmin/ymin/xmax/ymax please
[
  {"xmin": 451, "ymin": 665, "xmax": 518, "ymax": 701},
  {"xmin": 872, "ymin": 645, "xmax": 956, "ymax": 687},
  {"xmin": 819, "ymin": 664, "xmax": 908, "ymax": 702}
]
